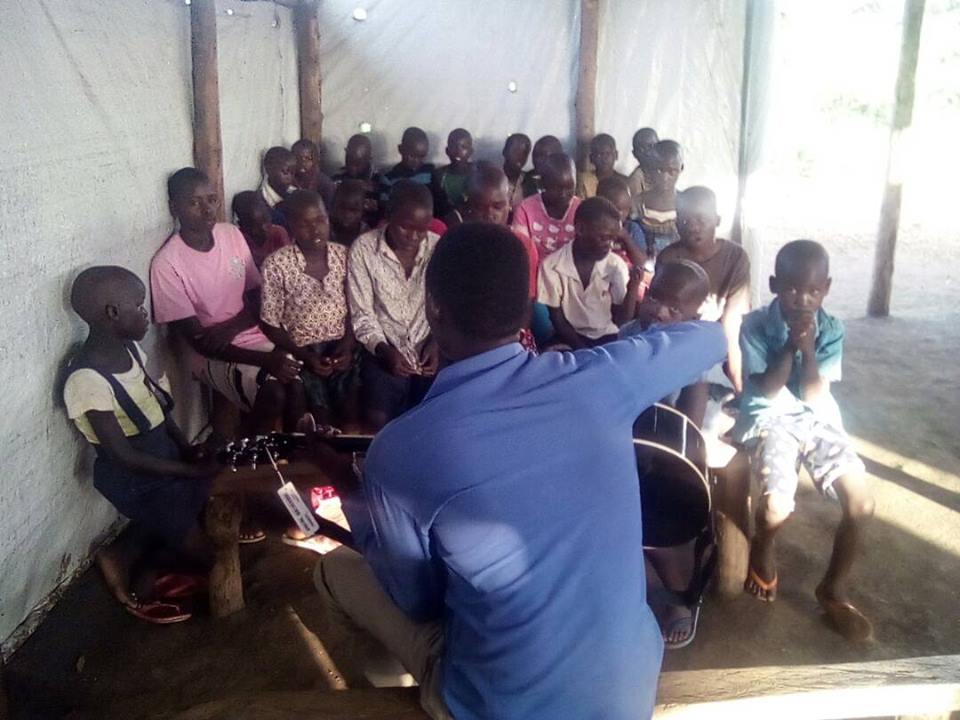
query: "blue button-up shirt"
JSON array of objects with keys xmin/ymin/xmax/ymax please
[{"xmin": 342, "ymin": 321, "xmax": 726, "ymax": 720}]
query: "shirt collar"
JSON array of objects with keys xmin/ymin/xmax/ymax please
[
  {"xmin": 424, "ymin": 343, "xmax": 526, "ymax": 399},
  {"xmin": 555, "ymin": 243, "xmax": 609, "ymax": 284}
]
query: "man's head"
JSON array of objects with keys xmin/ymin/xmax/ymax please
[
  {"xmin": 70, "ymin": 266, "xmax": 149, "ymax": 340},
  {"xmin": 502, "ymin": 133, "xmax": 532, "ymax": 176},
  {"xmin": 574, "ymin": 196, "xmax": 621, "ymax": 261},
  {"xmin": 676, "ymin": 186, "xmax": 720, "ymax": 251},
  {"xmin": 284, "ymin": 190, "xmax": 330, "ymax": 252},
  {"xmin": 463, "ymin": 161, "xmax": 510, "ymax": 225},
  {"xmin": 771, "ymin": 240, "xmax": 831, "ymax": 321},
  {"xmin": 446, "ymin": 128, "xmax": 474, "ymax": 167},
  {"xmin": 387, "ymin": 179, "xmax": 433, "ymax": 247},
  {"xmin": 330, "ymin": 179, "xmax": 366, "ymax": 234},
  {"xmin": 632, "ymin": 127, "xmax": 659, "ymax": 165},
  {"xmin": 649, "ymin": 140, "xmax": 683, "ymax": 191},
  {"xmin": 168, "ymin": 167, "xmax": 217, "ymax": 233},
  {"xmin": 263, "ymin": 146, "xmax": 297, "ymax": 195},
  {"xmin": 291, "ymin": 138, "xmax": 320, "ymax": 179},
  {"xmin": 647, "ymin": 260, "xmax": 710, "ymax": 323},
  {"xmin": 596, "ymin": 175, "xmax": 632, "ymax": 222},
  {"xmin": 425, "ymin": 223, "xmax": 529, "ymax": 359},
  {"xmin": 345, "ymin": 134, "xmax": 373, "ymax": 178},
  {"xmin": 540, "ymin": 153, "xmax": 576, "ymax": 209},
  {"xmin": 531, "ymin": 135, "xmax": 563, "ymax": 175},
  {"xmin": 398, "ymin": 127, "xmax": 429, "ymax": 171},
  {"xmin": 589, "ymin": 133, "xmax": 618, "ymax": 174},
  {"xmin": 231, "ymin": 190, "xmax": 271, "ymax": 242}
]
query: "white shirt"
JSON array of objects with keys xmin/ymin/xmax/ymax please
[
  {"xmin": 538, "ymin": 243, "xmax": 630, "ymax": 339},
  {"xmin": 347, "ymin": 226, "xmax": 439, "ymax": 367}
]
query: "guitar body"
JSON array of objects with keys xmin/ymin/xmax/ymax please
[{"xmin": 633, "ymin": 403, "xmax": 711, "ymax": 548}]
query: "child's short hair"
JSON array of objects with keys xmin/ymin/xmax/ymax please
[
  {"xmin": 447, "ymin": 128, "xmax": 471, "ymax": 145},
  {"xmin": 575, "ymin": 196, "xmax": 621, "ymax": 226},
  {"xmin": 653, "ymin": 139, "xmax": 683, "ymax": 164},
  {"xmin": 70, "ymin": 266, "xmax": 141, "ymax": 324},
  {"xmin": 291, "ymin": 138, "xmax": 320, "ymax": 157},
  {"xmin": 263, "ymin": 146, "xmax": 295, "ymax": 171},
  {"xmin": 541, "ymin": 152, "xmax": 575, "ymax": 183},
  {"xmin": 284, "ymin": 189, "xmax": 325, "ymax": 222},
  {"xmin": 503, "ymin": 133, "xmax": 531, "ymax": 153},
  {"xmin": 387, "ymin": 179, "xmax": 433, "ymax": 217},
  {"xmin": 231, "ymin": 190, "xmax": 261, "ymax": 222},
  {"xmin": 167, "ymin": 167, "xmax": 208, "ymax": 205},
  {"xmin": 467, "ymin": 161, "xmax": 507, "ymax": 196},
  {"xmin": 632, "ymin": 127, "xmax": 658, "ymax": 147},
  {"xmin": 401, "ymin": 127, "xmax": 428, "ymax": 147},
  {"xmin": 677, "ymin": 186, "xmax": 717, "ymax": 215},
  {"xmin": 333, "ymin": 178, "xmax": 367, "ymax": 206},
  {"xmin": 425, "ymin": 223, "xmax": 529, "ymax": 341},
  {"xmin": 596, "ymin": 175, "xmax": 630, "ymax": 201},
  {"xmin": 651, "ymin": 260, "xmax": 710, "ymax": 305},
  {"xmin": 590, "ymin": 133, "xmax": 616, "ymax": 151},
  {"xmin": 347, "ymin": 133, "xmax": 371, "ymax": 152},
  {"xmin": 775, "ymin": 239, "xmax": 830, "ymax": 277}
]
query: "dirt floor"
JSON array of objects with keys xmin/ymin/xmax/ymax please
[{"xmin": 6, "ymin": 229, "xmax": 960, "ymax": 719}]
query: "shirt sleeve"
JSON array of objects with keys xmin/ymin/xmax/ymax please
[
  {"xmin": 603, "ymin": 321, "xmax": 728, "ymax": 420},
  {"xmin": 347, "ymin": 240, "xmax": 388, "ymax": 354},
  {"xmin": 511, "ymin": 202, "xmax": 531, "ymax": 238},
  {"xmin": 608, "ymin": 257, "xmax": 630, "ymax": 305},
  {"xmin": 537, "ymin": 260, "xmax": 563, "ymax": 308},
  {"xmin": 739, "ymin": 313, "xmax": 771, "ymax": 377},
  {"xmin": 259, "ymin": 255, "xmax": 285, "ymax": 329},
  {"xmin": 816, "ymin": 314, "xmax": 844, "ymax": 382},
  {"xmin": 149, "ymin": 252, "xmax": 196, "ymax": 324},
  {"xmin": 63, "ymin": 370, "xmax": 115, "ymax": 421},
  {"xmin": 724, "ymin": 244, "xmax": 751, "ymax": 300},
  {"xmin": 340, "ymin": 462, "xmax": 444, "ymax": 621}
]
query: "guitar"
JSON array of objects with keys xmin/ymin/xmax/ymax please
[{"xmin": 216, "ymin": 432, "xmax": 375, "ymax": 470}]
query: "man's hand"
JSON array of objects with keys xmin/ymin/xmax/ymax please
[
  {"xmin": 419, "ymin": 339, "xmax": 440, "ymax": 377},
  {"xmin": 787, "ymin": 314, "xmax": 816, "ymax": 355},
  {"xmin": 376, "ymin": 343, "xmax": 417, "ymax": 377},
  {"xmin": 265, "ymin": 349, "xmax": 303, "ymax": 383}
]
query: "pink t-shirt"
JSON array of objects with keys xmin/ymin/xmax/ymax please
[
  {"xmin": 511, "ymin": 194, "xmax": 582, "ymax": 261},
  {"xmin": 150, "ymin": 222, "xmax": 269, "ymax": 350}
]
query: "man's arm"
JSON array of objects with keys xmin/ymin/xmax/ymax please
[{"xmin": 170, "ymin": 316, "xmax": 300, "ymax": 381}]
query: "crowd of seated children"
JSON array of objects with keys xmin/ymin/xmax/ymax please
[
  {"xmin": 64, "ymin": 266, "xmax": 318, "ymax": 623},
  {"xmin": 577, "ymin": 133, "xmax": 629, "ymax": 199},
  {"xmin": 431, "ymin": 128, "xmax": 474, "ymax": 219},
  {"xmin": 521, "ymin": 134, "xmax": 563, "ymax": 197},
  {"xmin": 638, "ymin": 139, "xmax": 683, "ymax": 253},
  {"xmin": 232, "ymin": 190, "xmax": 291, "ymax": 269},
  {"xmin": 348, "ymin": 180, "xmax": 440, "ymax": 430},
  {"xmin": 331, "ymin": 133, "xmax": 381, "ymax": 227},
  {"xmin": 628, "ymin": 126, "xmax": 659, "ymax": 204},
  {"xmin": 501, "ymin": 133, "xmax": 532, "ymax": 214},
  {"xmin": 734, "ymin": 240, "xmax": 874, "ymax": 641}
]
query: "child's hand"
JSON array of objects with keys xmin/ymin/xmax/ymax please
[
  {"xmin": 377, "ymin": 344, "xmax": 417, "ymax": 378},
  {"xmin": 265, "ymin": 349, "xmax": 303, "ymax": 383},
  {"xmin": 787, "ymin": 314, "xmax": 816, "ymax": 354},
  {"xmin": 327, "ymin": 339, "xmax": 354, "ymax": 371},
  {"xmin": 419, "ymin": 340, "xmax": 440, "ymax": 377},
  {"xmin": 308, "ymin": 355, "xmax": 334, "ymax": 378}
]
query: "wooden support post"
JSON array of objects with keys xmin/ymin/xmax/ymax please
[
  {"xmin": 190, "ymin": 0, "xmax": 226, "ymax": 220},
  {"xmin": 712, "ymin": 452, "xmax": 751, "ymax": 596},
  {"xmin": 575, "ymin": 0, "xmax": 600, "ymax": 171},
  {"xmin": 295, "ymin": 1, "xmax": 323, "ymax": 145},
  {"xmin": 206, "ymin": 494, "xmax": 245, "ymax": 618},
  {"xmin": 867, "ymin": 0, "xmax": 926, "ymax": 317}
]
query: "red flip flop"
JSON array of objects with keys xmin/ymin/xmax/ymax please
[
  {"xmin": 153, "ymin": 572, "xmax": 208, "ymax": 599},
  {"xmin": 124, "ymin": 600, "xmax": 192, "ymax": 625}
]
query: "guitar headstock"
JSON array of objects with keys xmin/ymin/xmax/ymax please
[{"xmin": 216, "ymin": 432, "xmax": 307, "ymax": 470}]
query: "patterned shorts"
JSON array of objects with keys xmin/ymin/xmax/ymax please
[{"xmin": 747, "ymin": 414, "xmax": 865, "ymax": 511}]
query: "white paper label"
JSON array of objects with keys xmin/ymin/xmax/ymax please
[{"xmin": 277, "ymin": 482, "xmax": 319, "ymax": 537}]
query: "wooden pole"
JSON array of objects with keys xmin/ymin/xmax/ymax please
[
  {"xmin": 295, "ymin": 1, "xmax": 323, "ymax": 145},
  {"xmin": 867, "ymin": 0, "xmax": 925, "ymax": 317},
  {"xmin": 190, "ymin": 0, "xmax": 226, "ymax": 220},
  {"xmin": 575, "ymin": 0, "xmax": 600, "ymax": 171},
  {"xmin": 206, "ymin": 494, "xmax": 245, "ymax": 618}
]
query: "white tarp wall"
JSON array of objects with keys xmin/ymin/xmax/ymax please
[
  {"xmin": 0, "ymin": 0, "xmax": 298, "ymax": 655},
  {"xmin": 317, "ymin": 0, "xmax": 744, "ymax": 226}
]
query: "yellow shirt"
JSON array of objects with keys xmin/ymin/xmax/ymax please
[{"xmin": 63, "ymin": 343, "xmax": 169, "ymax": 444}]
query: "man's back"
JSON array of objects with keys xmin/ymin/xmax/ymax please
[{"xmin": 357, "ymin": 324, "xmax": 725, "ymax": 719}]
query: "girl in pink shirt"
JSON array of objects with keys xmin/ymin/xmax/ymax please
[{"xmin": 511, "ymin": 152, "xmax": 582, "ymax": 261}]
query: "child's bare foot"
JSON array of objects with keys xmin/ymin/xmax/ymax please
[
  {"xmin": 239, "ymin": 523, "xmax": 266, "ymax": 544},
  {"xmin": 96, "ymin": 546, "xmax": 136, "ymax": 607},
  {"xmin": 815, "ymin": 581, "xmax": 873, "ymax": 642},
  {"xmin": 744, "ymin": 540, "xmax": 778, "ymax": 601}
]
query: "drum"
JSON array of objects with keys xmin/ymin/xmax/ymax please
[{"xmin": 633, "ymin": 403, "xmax": 711, "ymax": 548}]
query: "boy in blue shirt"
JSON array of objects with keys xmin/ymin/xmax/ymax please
[{"xmin": 733, "ymin": 240, "xmax": 874, "ymax": 641}]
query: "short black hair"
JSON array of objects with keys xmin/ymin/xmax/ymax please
[
  {"xmin": 332, "ymin": 179, "xmax": 367, "ymax": 205},
  {"xmin": 447, "ymin": 128, "xmax": 472, "ymax": 145},
  {"xmin": 466, "ymin": 161, "xmax": 508, "ymax": 197},
  {"xmin": 426, "ymin": 223, "xmax": 529, "ymax": 340},
  {"xmin": 596, "ymin": 175, "xmax": 630, "ymax": 200},
  {"xmin": 387, "ymin": 179, "xmax": 433, "ymax": 217},
  {"xmin": 401, "ymin": 127, "xmax": 428, "ymax": 147},
  {"xmin": 575, "ymin": 196, "xmax": 621, "ymax": 226},
  {"xmin": 263, "ymin": 146, "xmax": 295, "ymax": 170},
  {"xmin": 775, "ymin": 239, "xmax": 830, "ymax": 277},
  {"xmin": 677, "ymin": 186, "xmax": 717, "ymax": 215},
  {"xmin": 347, "ymin": 133, "xmax": 371, "ymax": 151},
  {"xmin": 284, "ymin": 189, "xmax": 326, "ymax": 222},
  {"xmin": 541, "ymin": 152, "xmax": 575, "ymax": 184},
  {"xmin": 231, "ymin": 190, "xmax": 261, "ymax": 221},
  {"xmin": 533, "ymin": 135, "xmax": 563, "ymax": 153},
  {"xmin": 632, "ymin": 127, "xmax": 658, "ymax": 146},
  {"xmin": 291, "ymin": 138, "xmax": 320, "ymax": 156},
  {"xmin": 654, "ymin": 139, "xmax": 683, "ymax": 163},
  {"xmin": 590, "ymin": 133, "xmax": 616, "ymax": 150},
  {"xmin": 503, "ymin": 133, "xmax": 531, "ymax": 153},
  {"xmin": 651, "ymin": 260, "xmax": 710, "ymax": 305},
  {"xmin": 70, "ymin": 266, "xmax": 142, "ymax": 324},
  {"xmin": 167, "ymin": 167, "xmax": 208, "ymax": 205}
]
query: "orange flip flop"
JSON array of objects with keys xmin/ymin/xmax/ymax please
[
  {"xmin": 125, "ymin": 600, "xmax": 192, "ymax": 625},
  {"xmin": 744, "ymin": 566, "xmax": 778, "ymax": 602}
]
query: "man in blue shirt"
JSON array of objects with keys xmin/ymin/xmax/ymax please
[{"xmin": 310, "ymin": 223, "xmax": 726, "ymax": 719}]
